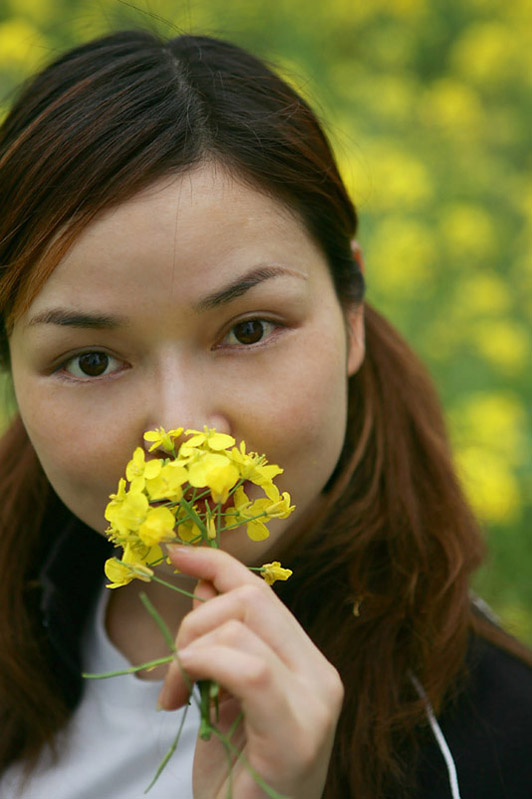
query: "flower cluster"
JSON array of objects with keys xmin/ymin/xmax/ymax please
[{"xmin": 103, "ymin": 427, "xmax": 294, "ymax": 589}]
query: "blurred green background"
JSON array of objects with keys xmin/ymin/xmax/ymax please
[{"xmin": 0, "ymin": 0, "xmax": 530, "ymax": 641}]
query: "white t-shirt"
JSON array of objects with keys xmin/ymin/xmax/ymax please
[{"xmin": 0, "ymin": 587, "xmax": 199, "ymax": 799}]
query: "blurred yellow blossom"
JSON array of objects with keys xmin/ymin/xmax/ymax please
[
  {"xmin": 369, "ymin": 217, "xmax": 436, "ymax": 294},
  {"xmin": 0, "ymin": 18, "xmax": 48, "ymax": 73},
  {"xmin": 450, "ymin": 391, "xmax": 527, "ymax": 525},
  {"xmin": 422, "ymin": 79, "xmax": 484, "ymax": 139},
  {"xmin": 451, "ymin": 22, "xmax": 524, "ymax": 87},
  {"xmin": 453, "ymin": 274, "xmax": 511, "ymax": 318},
  {"xmin": 441, "ymin": 204, "xmax": 496, "ymax": 262},
  {"xmin": 6, "ymin": 0, "xmax": 55, "ymax": 23},
  {"xmin": 361, "ymin": 145, "xmax": 432, "ymax": 212},
  {"xmin": 455, "ymin": 446, "xmax": 521, "ymax": 524},
  {"xmin": 449, "ymin": 391, "xmax": 527, "ymax": 466},
  {"xmin": 470, "ymin": 320, "xmax": 529, "ymax": 375}
]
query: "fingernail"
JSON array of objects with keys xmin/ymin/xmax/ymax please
[
  {"xmin": 166, "ymin": 544, "xmax": 185, "ymax": 560},
  {"xmin": 166, "ymin": 544, "xmax": 188, "ymax": 556},
  {"xmin": 157, "ymin": 687, "xmax": 169, "ymax": 710}
]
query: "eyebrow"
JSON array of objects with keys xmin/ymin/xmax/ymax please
[
  {"xmin": 26, "ymin": 265, "xmax": 305, "ymax": 329},
  {"xmin": 192, "ymin": 265, "xmax": 305, "ymax": 312},
  {"xmin": 27, "ymin": 309, "xmax": 126, "ymax": 329}
]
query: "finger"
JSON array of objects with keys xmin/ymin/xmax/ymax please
[
  {"xmin": 161, "ymin": 618, "xmax": 286, "ymax": 712},
  {"xmin": 171, "ymin": 633, "xmax": 337, "ymax": 755},
  {"xmin": 193, "ymin": 577, "xmax": 217, "ymax": 607},
  {"xmin": 168, "ymin": 545, "xmax": 322, "ymax": 671},
  {"xmin": 166, "ymin": 544, "xmax": 266, "ymax": 593},
  {"xmin": 169, "ymin": 637, "xmax": 291, "ymax": 737},
  {"xmin": 176, "ymin": 581, "xmax": 322, "ymax": 673}
]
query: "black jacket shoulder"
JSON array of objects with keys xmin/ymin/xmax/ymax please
[{"xmin": 416, "ymin": 635, "xmax": 532, "ymax": 798}]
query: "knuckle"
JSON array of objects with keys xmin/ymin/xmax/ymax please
[
  {"xmin": 242, "ymin": 658, "xmax": 271, "ymax": 690},
  {"xmin": 326, "ymin": 666, "xmax": 345, "ymax": 710},
  {"xmin": 237, "ymin": 582, "xmax": 268, "ymax": 605},
  {"xmin": 313, "ymin": 660, "xmax": 344, "ymax": 705},
  {"xmin": 217, "ymin": 618, "xmax": 243, "ymax": 645}
]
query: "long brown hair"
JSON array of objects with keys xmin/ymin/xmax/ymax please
[{"xmin": 0, "ymin": 30, "xmax": 526, "ymax": 796}]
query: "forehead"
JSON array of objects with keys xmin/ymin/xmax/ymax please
[{"xmin": 23, "ymin": 164, "xmax": 323, "ymax": 315}]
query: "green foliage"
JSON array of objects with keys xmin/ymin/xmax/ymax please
[{"xmin": 0, "ymin": 0, "xmax": 530, "ymax": 641}]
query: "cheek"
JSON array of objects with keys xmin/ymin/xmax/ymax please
[
  {"xmin": 239, "ymin": 333, "xmax": 349, "ymax": 502},
  {"xmin": 15, "ymin": 385, "xmax": 135, "ymax": 531}
]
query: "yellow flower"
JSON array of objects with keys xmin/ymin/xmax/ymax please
[
  {"xmin": 187, "ymin": 452, "xmax": 240, "ymax": 503},
  {"xmin": 206, "ymin": 516, "xmax": 217, "ymax": 540},
  {"xmin": 104, "ymin": 557, "xmax": 154, "ymax": 589},
  {"xmin": 105, "ymin": 489, "xmax": 149, "ymax": 535},
  {"xmin": 246, "ymin": 518, "xmax": 270, "ymax": 541},
  {"xmin": 138, "ymin": 506, "xmax": 177, "ymax": 547},
  {"xmin": 125, "ymin": 448, "xmax": 163, "ymax": 493},
  {"xmin": 262, "ymin": 489, "xmax": 294, "ymax": 519},
  {"xmin": 145, "ymin": 461, "xmax": 188, "ymax": 502},
  {"xmin": 181, "ymin": 427, "xmax": 235, "ymax": 456},
  {"xmin": 233, "ymin": 484, "xmax": 251, "ymax": 513},
  {"xmin": 122, "ymin": 541, "xmax": 163, "ymax": 568},
  {"xmin": 229, "ymin": 442, "xmax": 282, "ymax": 484},
  {"xmin": 176, "ymin": 518, "xmax": 203, "ymax": 543},
  {"xmin": 143, "ymin": 426, "xmax": 184, "ymax": 453},
  {"xmin": 104, "ymin": 427, "xmax": 294, "ymax": 563},
  {"xmin": 224, "ymin": 484, "xmax": 294, "ymax": 537},
  {"xmin": 104, "ymin": 478, "xmax": 128, "ymax": 524},
  {"xmin": 235, "ymin": 491, "xmax": 293, "ymax": 523},
  {"xmin": 261, "ymin": 562, "xmax": 293, "ymax": 586},
  {"xmin": 262, "ymin": 491, "xmax": 295, "ymax": 519}
]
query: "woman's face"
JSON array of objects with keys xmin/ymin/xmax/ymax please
[{"xmin": 9, "ymin": 164, "xmax": 364, "ymax": 563}]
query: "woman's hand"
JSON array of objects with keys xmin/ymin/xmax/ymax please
[{"xmin": 158, "ymin": 545, "xmax": 344, "ymax": 799}]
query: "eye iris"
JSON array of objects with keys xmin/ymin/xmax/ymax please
[
  {"xmin": 78, "ymin": 352, "xmax": 109, "ymax": 376},
  {"xmin": 234, "ymin": 320, "xmax": 265, "ymax": 345}
]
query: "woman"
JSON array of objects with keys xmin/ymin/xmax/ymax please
[{"xmin": 0, "ymin": 30, "xmax": 530, "ymax": 799}]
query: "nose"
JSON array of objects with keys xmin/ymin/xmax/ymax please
[{"xmin": 141, "ymin": 357, "xmax": 232, "ymax": 446}]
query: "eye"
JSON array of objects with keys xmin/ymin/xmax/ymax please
[
  {"xmin": 224, "ymin": 319, "xmax": 277, "ymax": 347},
  {"xmin": 61, "ymin": 351, "xmax": 122, "ymax": 379}
]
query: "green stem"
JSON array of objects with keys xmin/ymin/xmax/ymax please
[
  {"xmin": 144, "ymin": 704, "xmax": 189, "ymax": 794},
  {"xmin": 198, "ymin": 680, "xmax": 214, "ymax": 740},
  {"xmin": 227, "ymin": 712, "xmax": 244, "ymax": 741},
  {"xmin": 216, "ymin": 509, "xmax": 272, "ymax": 533},
  {"xmin": 147, "ymin": 555, "xmax": 166, "ymax": 567},
  {"xmin": 209, "ymin": 726, "xmax": 289, "ymax": 799},
  {"xmin": 139, "ymin": 592, "xmax": 175, "ymax": 651},
  {"xmin": 83, "ymin": 655, "xmax": 174, "ymax": 679},
  {"xmin": 151, "ymin": 575, "xmax": 206, "ymax": 602},
  {"xmin": 178, "ymin": 497, "xmax": 209, "ymax": 540}
]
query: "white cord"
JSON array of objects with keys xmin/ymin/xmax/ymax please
[{"xmin": 410, "ymin": 673, "xmax": 462, "ymax": 799}]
